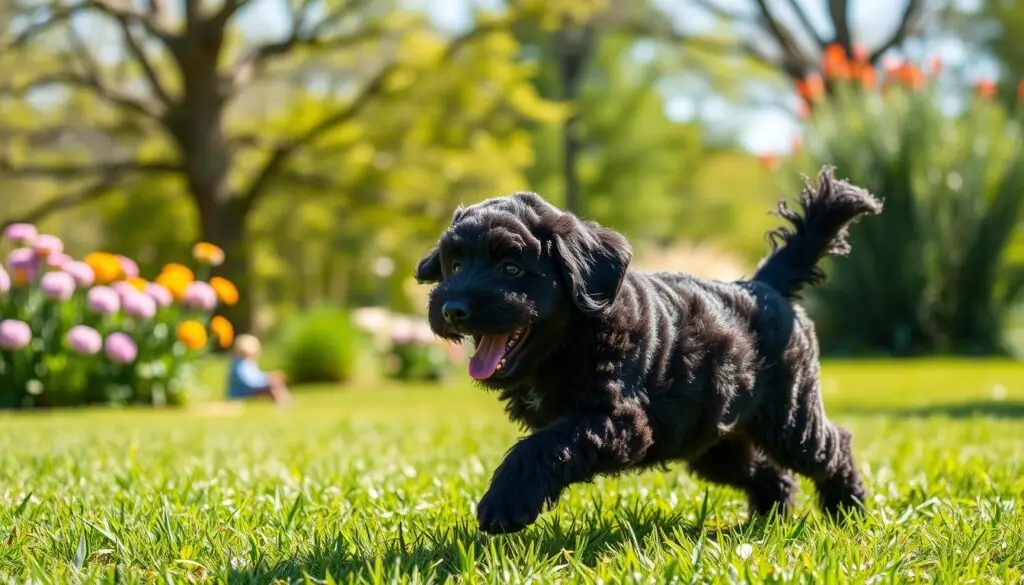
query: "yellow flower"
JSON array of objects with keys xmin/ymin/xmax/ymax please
[
  {"xmin": 160, "ymin": 263, "xmax": 194, "ymax": 282},
  {"xmin": 209, "ymin": 276, "xmax": 239, "ymax": 306},
  {"xmin": 176, "ymin": 320, "xmax": 207, "ymax": 350},
  {"xmin": 84, "ymin": 252, "xmax": 123, "ymax": 285},
  {"xmin": 210, "ymin": 316, "xmax": 234, "ymax": 349},
  {"xmin": 127, "ymin": 277, "xmax": 148, "ymax": 292},
  {"xmin": 155, "ymin": 271, "xmax": 190, "ymax": 301},
  {"xmin": 192, "ymin": 242, "xmax": 225, "ymax": 267}
]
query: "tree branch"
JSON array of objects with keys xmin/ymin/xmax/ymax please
[
  {"xmin": 1, "ymin": 173, "xmax": 122, "ymax": 228},
  {"xmin": 751, "ymin": 0, "xmax": 814, "ymax": 78},
  {"xmin": 223, "ymin": 0, "xmax": 381, "ymax": 96},
  {"xmin": 236, "ymin": 20, "xmax": 511, "ymax": 213},
  {"xmin": 869, "ymin": 0, "xmax": 924, "ymax": 63},
  {"xmin": 828, "ymin": 0, "xmax": 851, "ymax": 50},
  {"xmin": 1, "ymin": 71, "xmax": 164, "ymax": 120},
  {"xmin": 115, "ymin": 16, "xmax": 173, "ymax": 106},
  {"xmin": 607, "ymin": 13, "xmax": 776, "ymax": 70},
  {"xmin": 0, "ymin": 158, "xmax": 181, "ymax": 178},
  {"xmin": 209, "ymin": 0, "xmax": 252, "ymax": 30},
  {"xmin": 786, "ymin": 0, "xmax": 826, "ymax": 47}
]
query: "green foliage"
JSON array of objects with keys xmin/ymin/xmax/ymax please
[
  {"xmin": 386, "ymin": 338, "xmax": 452, "ymax": 382},
  {"xmin": 967, "ymin": 0, "xmax": 1024, "ymax": 105},
  {"xmin": 521, "ymin": 31, "xmax": 707, "ymax": 242},
  {"xmin": 0, "ymin": 358, "xmax": 1022, "ymax": 581},
  {"xmin": 278, "ymin": 304, "xmax": 363, "ymax": 385},
  {"xmin": 0, "ymin": 229, "xmax": 235, "ymax": 408},
  {"xmin": 782, "ymin": 73, "xmax": 1024, "ymax": 356}
]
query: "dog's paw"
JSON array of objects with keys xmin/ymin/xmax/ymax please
[{"xmin": 476, "ymin": 478, "xmax": 552, "ymax": 535}]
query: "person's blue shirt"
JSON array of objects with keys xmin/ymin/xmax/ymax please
[{"xmin": 227, "ymin": 357, "xmax": 270, "ymax": 398}]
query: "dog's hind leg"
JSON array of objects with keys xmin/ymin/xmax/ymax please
[
  {"xmin": 687, "ymin": 438, "xmax": 798, "ymax": 519},
  {"xmin": 751, "ymin": 382, "xmax": 867, "ymax": 519}
]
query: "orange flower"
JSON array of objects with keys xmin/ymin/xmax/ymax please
[
  {"xmin": 84, "ymin": 252, "xmax": 123, "ymax": 285},
  {"xmin": 884, "ymin": 61, "xmax": 925, "ymax": 91},
  {"xmin": 759, "ymin": 153, "xmax": 779, "ymax": 172},
  {"xmin": 790, "ymin": 137, "xmax": 802, "ymax": 156},
  {"xmin": 210, "ymin": 316, "xmax": 234, "ymax": 349},
  {"xmin": 160, "ymin": 263, "xmax": 194, "ymax": 282},
  {"xmin": 209, "ymin": 276, "xmax": 239, "ymax": 306},
  {"xmin": 976, "ymin": 78, "xmax": 997, "ymax": 100},
  {"xmin": 857, "ymin": 65, "xmax": 877, "ymax": 89},
  {"xmin": 155, "ymin": 271, "xmax": 190, "ymax": 301},
  {"xmin": 177, "ymin": 320, "xmax": 208, "ymax": 350},
  {"xmin": 127, "ymin": 277, "xmax": 148, "ymax": 292},
  {"xmin": 192, "ymin": 242, "xmax": 225, "ymax": 267},
  {"xmin": 928, "ymin": 56, "xmax": 943, "ymax": 77},
  {"xmin": 822, "ymin": 44, "xmax": 851, "ymax": 80},
  {"xmin": 796, "ymin": 73, "xmax": 825, "ymax": 102}
]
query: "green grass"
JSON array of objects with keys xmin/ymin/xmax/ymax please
[{"xmin": 1, "ymin": 359, "xmax": 1023, "ymax": 584}]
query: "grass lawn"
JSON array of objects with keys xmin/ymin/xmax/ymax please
[{"xmin": 1, "ymin": 359, "xmax": 1022, "ymax": 583}]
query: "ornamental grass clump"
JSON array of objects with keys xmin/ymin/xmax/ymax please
[
  {"xmin": 768, "ymin": 45, "xmax": 1024, "ymax": 356},
  {"xmin": 0, "ymin": 231, "xmax": 238, "ymax": 408}
]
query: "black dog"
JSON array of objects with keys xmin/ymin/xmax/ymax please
[{"xmin": 415, "ymin": 166, "xmax": 882, "ymax": 534}]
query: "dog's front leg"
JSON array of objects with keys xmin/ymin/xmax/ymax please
[{"xmin": 476, "ymin": 410, "xmax": 651, "ymax": 534}]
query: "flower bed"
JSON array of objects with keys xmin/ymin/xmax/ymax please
[
  {"xmin": 764, "ymin": 45, "xmax": 1024, "ymax": 355},
  {"xmin": 0, "ymin": 224, "xmax": 238, "ymax": 408}
]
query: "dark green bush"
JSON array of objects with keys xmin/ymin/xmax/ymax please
[
  {"xmin": 278, "ymin": 305, "xmax": 363, "ymax": 385},
  {"xmin": 779, "ymin": 64, "xmax": 1024, "ymax": 356}
]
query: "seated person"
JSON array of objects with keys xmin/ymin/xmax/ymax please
[{"xmin": 227, "ymin": 334, "xmax": 293, "ymax": 405}]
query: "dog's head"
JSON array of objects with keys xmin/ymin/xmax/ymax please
[{"xmin": 414, "ymin": 192, "xmax": 632, "ymax": 387}]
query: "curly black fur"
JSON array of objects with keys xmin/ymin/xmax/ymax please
[{"xmin": 415, "ymin": 165, "xmax": 883, "ymax": 534}]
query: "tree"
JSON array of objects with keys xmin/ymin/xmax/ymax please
[
  {"xmin": 519, "ymin": 30, "xmax": 708, "ymax": 241},
  {"xmin": 0, "ymin": 0, "xmax": 554, "ymax": 333},
  {"xmin": 674, "ymin": 0, "xmax": 945, "ymax": 81}
]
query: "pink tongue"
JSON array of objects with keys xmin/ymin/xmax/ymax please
[{"xmin": 469, "ymin": 333, "xmax": 511, "ymax": 380}]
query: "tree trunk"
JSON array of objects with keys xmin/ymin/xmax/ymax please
[
  {"xmin": 167, "ymin": 27, "xmax": 254, "ymax": 334},
  {"xmin": 554, "ymin": 26, "xmax": 596, "ymax": 216},
  {"xmin": 198, "ymin": 200, "xmax": 255, "ymax": 335}
]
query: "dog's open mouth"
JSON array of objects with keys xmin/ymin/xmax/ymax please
[{"xmin": 468, "ymin": 326, "xmax": 531, "ymax": 380}]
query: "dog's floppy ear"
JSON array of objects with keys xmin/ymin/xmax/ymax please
[
  {"xmin": 415, "ymin": 205, "xmax": 468, "ymax": 284},
  {"xmin": 414, "ymin": 247, "xmax": 442, "ymax": 284},
  {"xmin": 553, "ymin": 216, "xmax": 632, "ymax": 314}
]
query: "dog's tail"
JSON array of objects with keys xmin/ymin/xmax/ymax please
[{"xmin": 752, "ymin": 166, "xmax": 883, "ymax": 300}]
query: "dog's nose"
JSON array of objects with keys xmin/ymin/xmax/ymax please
[{"xmin": 442, "ymin": 300, "xmax": 470, "ymax": 324}]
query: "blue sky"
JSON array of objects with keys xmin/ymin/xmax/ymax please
[{"xmin": 233, "ymin": 0, "xmax": 999, "ymax": 154}]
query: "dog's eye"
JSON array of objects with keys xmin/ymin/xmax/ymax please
[
  {"xmin": 501, "ymin": 262, "xmax": 522, "ymax": 276},
  {"xmin": 451, "ymin": 262, "xmax": 462, "ymax": 273}
]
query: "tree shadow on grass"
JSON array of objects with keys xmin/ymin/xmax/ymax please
[
  {"xmin": 224, "ymin": 507, "xmax": 761, "ymax": 583},
  {"xmin": 839, "ymin": 400, "xmax": 1024, "ymax": 419}
]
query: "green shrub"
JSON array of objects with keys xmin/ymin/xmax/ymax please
[
  {"xmin": 278, "ymin": 305, "xmax": 362, "ymax": 385},
  {"xmin": 387, "ymin": 338, "xmax": 452, "ymax": 382},
  {"xmin": 777, "ymin": 55, "xmax": 1024, "ymax": 356}
]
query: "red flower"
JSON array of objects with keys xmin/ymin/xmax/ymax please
[
  {"xmin": 858, "ymin": 66, "xmax": 877, "ymax": 89},
  {"xmin": 883, "ymin": 60, "xmax": 925, "ymax": 91},
  {"xmin": 822, "ymin": 44, "xmax": 851, "ymax": 80},
  {"xmin": 796, "ymin": 73, "xmax": 826, "ymax": 102}
]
